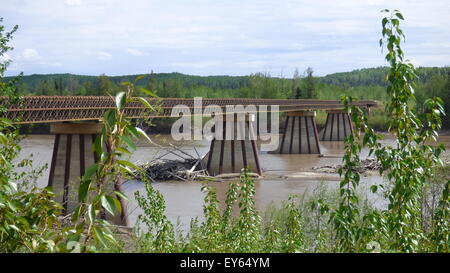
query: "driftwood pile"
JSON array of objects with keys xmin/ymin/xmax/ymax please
[
  {"xmin": 136, "ymin": 158, "xmax": 209, "ymax": 181},
  {"xmin": 312, "ymin": 158, "xmax": 381, "ymax": 174},
  {"xmin": 133, "ymin": 144, "xmax": 210, "ymax": 182}
]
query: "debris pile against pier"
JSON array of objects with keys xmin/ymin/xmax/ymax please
[
  {"xmin": 131, "ymin": 143, "xmax": 262, "ymax": 182},
  {"xmin": 312, "ymin": 158, "xmax": 381, "ymax": 174},
  {"xmin": 134, "ymin": 158, "xmax": 209, "ymax": 182},
  {"xmin": 132, "ymin": 144, "xmax": 210, "ymax": 182}
]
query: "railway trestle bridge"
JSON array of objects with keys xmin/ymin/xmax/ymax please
[{"xmin": 2, "ymin": 96, "xmax": 377, "ymax": 223}]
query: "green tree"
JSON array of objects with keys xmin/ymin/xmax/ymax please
[
  {"xmin": 35, "ymin": 80, "xmax": 56, "ymax": 96},
  {"xmin": 0, "ymin": 18, "xmax": 69, "ymax": 253},
  {"xmin": 73, "ymin": 77, "xmax": 158, "ymax": 252},
  {"xmin": 292, "ymin": 68, "xmax": 302, "ymax": 99},
  {"xmin": 148, "ymin": 70, "xmax": 157, "ymax": 93},
  {"xmin": 331, "ymin": 9, "xmax": 449, "ymax": 253},
  {"xmin": 97, "ymin": 74, "xmax": 118, "ymax": 95},
  {"xmin": 303, "ymin": 67, "xmax": 316, "ymax": 99}
]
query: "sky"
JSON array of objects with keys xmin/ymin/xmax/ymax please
[{"xmin": 1, "ymin": 0, "xmax": 450, "ymax": 77}]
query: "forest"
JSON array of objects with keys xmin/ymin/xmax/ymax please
[
  {"xmin": 8, "ymin": 66, "xmax": 450, "ymax": 99},
  {"xmin": 7, "ymin": 65, "xmax": 450, "ymax": 130}
]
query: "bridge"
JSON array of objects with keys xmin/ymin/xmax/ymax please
[
  {"xmin": 2, "ymin": 96, "xmax": 376, "ymax": 124},
  {"xmin": 2, "ymin": 96, "xmax": 377, "ymax": 220}
]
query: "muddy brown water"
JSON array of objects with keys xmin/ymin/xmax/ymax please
[{"xmin": 17, "ymin": 133, "xmax": 450, "ymax": 231}]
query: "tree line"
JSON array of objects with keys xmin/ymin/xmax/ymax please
[
  {"xmin": 6, "ymin": 66, "xmax": 450, "ymax": 128},
  {"xmin": 7, "ymin": 66, "xmax": 448, "ymax": 98}
]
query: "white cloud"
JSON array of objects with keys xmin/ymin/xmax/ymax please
[
  {"xmin": 296, "ymin": 20, "xmax": 373, "ymax": 36},
  {"xmin": 66, "ymin": 0, "xmax": 82, "ymax": 6},
  {"xmin": 2, "ymin": 0, "xmax": 449, "ymax": 76},
  {"xmin": 17, "ymin": 48, "xmax": 63, "ymax": 68},
  {"xmin": 235, "ymin": 60, "xmax": 268, "ymax": 69},
  {"xmin": 416, "ymin": 42, "xmax": 450, "ymax": 49},
  {"xmin": 126, "ymin": 48, "xmax": 147, "ymax": 56},
  {"xmin": 93, "ymin": 51, "xmax": 112, "ymax": 60},
  {"xmin": 37, "ymin": 61, "xmax": 62, "ymax": 67},
  {"xmin": 22, "ymin": 48, "xmax": 43, "ymax": 60},
  {"xmin": 410, "ymin": 55, "xmax": 450, "ymax": 67},
  {"xmin": 172, "ymin": 61, "xmax": 222, "ymax": 69}
]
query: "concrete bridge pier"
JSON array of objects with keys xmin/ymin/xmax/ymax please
[
  {"xmin": 273, "ymin": 111, "xmax": 321, "ymax": 154},
  {"xmin": 47, "ymin": 122, "xmax": 102, "ymax": 215},
  {"xmin": 204, "ymin": 114, "xmax": 262, "ymax": 176},
  {"xmin": 320, "ymin": 110, "xmax": 353, "ymax": 141}
]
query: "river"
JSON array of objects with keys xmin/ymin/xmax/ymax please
[{"xmin": 16, "ymin": 133, "xmax": 450, "ymax": 231}]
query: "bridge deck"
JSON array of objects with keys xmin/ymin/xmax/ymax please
[{"xmin": 1, "ymin": 96, "xmax": 377, "ymax": 124}]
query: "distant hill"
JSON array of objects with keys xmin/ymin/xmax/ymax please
[
  {"xmin": 3, "ymin": 66, "xmax": 448, "ymax": 102},
  {"xmin": 5, "ymin": 66, "xmax": 449, "ymax": 130},
  {"xmin": 5, "ymin": 72, "xmax": 252, "ymax": 92},
  {"xmin": 320, "ymin": 66, "xmax": 450, "ymax": 87},
  {"xmin": 6, "ymin": 66, "xmax": 449, "ymax": 93}
]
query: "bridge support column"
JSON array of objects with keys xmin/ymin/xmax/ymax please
[
  {"xmin": 204, "ymin": 114, "xmax": 262, "ymax": 176},
  {"xmin": 320, "ymin": 110, "xmax": 353, "ymax": 141},
  {"xmin": 48, "ymin": 122, "xmax": 102, "ymax": 215},
  {"xmin": 273, "ymin": 111, "xmax": 321, "ymax": 154}
]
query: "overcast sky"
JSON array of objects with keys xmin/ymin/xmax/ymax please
[{"xmin": 1, "ymin": 0, "xmax": 449, "ymax": 77}]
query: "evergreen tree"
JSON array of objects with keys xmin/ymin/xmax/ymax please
[
  {"xmin": 292, "ymin": 68, "xmax": 302, "ymax": 99},
  {"xmin": 148, "ymin": 70, "xmax": 157, "ymax": 93},
  {"xmin": 303, "ymin": 67, "xmax": 316, "ymax": 99},
  {"xmin": 97, "ymin": 74, "xmax": 118, "ymax": 95}
]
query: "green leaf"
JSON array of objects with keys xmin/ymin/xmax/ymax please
[
  {"xmin": 135, "ymin": 127, "xmax": 152, "ymax": 143},
  {"xmin": 126, "ymin": 124, "xmax": 139, "ymax": 137},
  {"xmin": 370, "ymin": 185, "xmax": 378, "ymax": 193},
  {"xmin": 111, "ymin": 196, "xmax": 122, "ymax": 214},
  {"xmin": 116, "ymin": 160, "xmax": 142, "ymax": 172},
  {"xmin": 115, "ymin": 92, "xmax": 126, "ymax": 110},
  {"xmin": 79, "ymin": 164, "xmax": 97, "ymax": 202},
  {"xmin": 94, "ymin": 134, "xmax": 103, "ymax": 158},
  {"xmin": 79, "ymin": 180, "xmax": 91, "ymax": 203},
  {"xmin": 101, "ymin": 195, "xmax": 116, "ymax": 215},
  {"xmin": 84, "ymin": 163, "xmax": 98, "ymax": 180},
  {"xmin": 116, "ymin": 147, "xmax": 131, "ymax": 155},
  {"xmin": 120, "ymin": 135, "xmax": 136, "ymax": 151},
  {"xmin": 119, "ymin": 165, "xmax": 135, "ymax": 176},
  {"xmin": 100, "ymin": 151, "xmax": 109, "ymax": 163},
  {"xmin": 0, "ymin": 133, "xmax": 8, "ymax": 145},
  {"xmin": 114, "ymin": 190, "xmax": 129, "ymax": 201},
  {"xmin": 94, "ymin": 226, "xmax": 108, "ymax": 247},
  {"xmin": 0, "ymin": 118, "xmax": 13, "ymax": 127},
  {"xmin": 135, "ymin": 75, "xmax": 145, "ymax": 82},
  {"xmin": 139, "ymin": 87, "xmax": 157, "ymax": 97},
  {"xmin": 395, "ymin": 12, "xmax": 404, "ymax": 20},
  {"xmin": 67, "ymin": 241, "xmax": 81, "ymax": 253},
  {"xmin": 8, "ymin": 224, "xmax": 21, "ymax": 232},
  {"xmin": 137, "ymin": 97, "xmax": 155, "ymax": 111},
  {"xmin": 382, "ymin": 17, "xmax": 388, "ymax": 28},
  {"xmin": 105, "ymin": 110, "xmax": 116, "ymax": 127},
  {"xmin": 72, "ymin": 205, "xmax": 83, "ymax": 221},
  {"xmin": 88, "ymin": 204, "xmax": 95, "ymax": 223}
]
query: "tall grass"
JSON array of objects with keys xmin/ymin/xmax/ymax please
[{"xmin": 124, "ymin": 172, "xmax": 379, "ymax": 253}]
